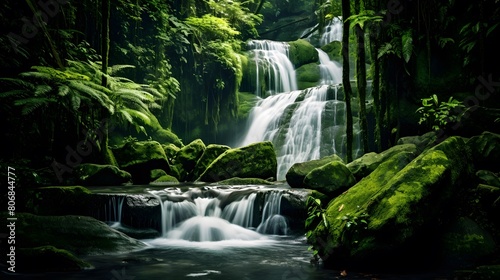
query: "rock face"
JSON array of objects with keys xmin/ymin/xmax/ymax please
[
  {"xmin": 303, "ymin": 161, "xmax": 356, "ymax": 196},
  {"xmin": 308, "ymin": 136, "xmax": 473, "ymax": 270},
  {"xmin": 74, "ymin": 164, "xmax": 131, "ymax": 186},
  {"xmin": 113, "ymin": 140, "xmax": 170, "ymax": 184},
  {"xmin": 197, "ymin": 141, "xmax": 277, "ymax": 182},
  {"xmin": 286, "ymin": 154, "xmax": 344, "ymax": 188}
]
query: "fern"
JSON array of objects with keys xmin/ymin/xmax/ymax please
[{"xmin": 401, "ymin": 30, "xmax": 413, "ymax": 63}]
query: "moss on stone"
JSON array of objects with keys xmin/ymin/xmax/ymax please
[
  {"xmin": 152, "ymin": 128, "xmax": 184, "ymax": 147},
  {"xmin": 311, "ymin": 137, "xmax": 474, "ymax": 269},
  {"xmin": 320, "ymin": 41, "xmax": 342, "ymax": 62},
  {"xmin": 174, "ymin": 139, "xmax": 206, "ymax": 181},
  {"xmin": 151, "ymin": 169, "xmax": 168, "ymax": 181},
  {"xmin": 295, "ymin": 63, "xmax": 321, "ymax": 90},
  {"xmin": 237, "ymin": 92, "xmax": 259, "ymax": 120},
  {"xmin": 154, "ymin": 174, "xmax": 179, "ymax": 183},
  {"xmin": 162, "ymin": 143, "xmax": 181, "ymax": 161},
  {"xmin": 74, "ymin": 163, "xmax": 131, "ymax": 186},
  {"xmin": 288, "ymin": 39, "xmax": 319, "ymax": 68},
  {"xmin": 286, "ymin": 154, "xmax": 344, "ymax": 188},
  {"xmin": 190, "ymin": 144, "xmax": 231, "ymax": 181},
  {"xmin": 197, "ymin": 141, "xmax": 277, "ymax": 182},
  {"xmin": 303, "ymin": 161, "xmax": 356, "ymax": 196}
]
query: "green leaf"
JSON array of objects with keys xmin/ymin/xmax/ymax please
[{"xmin": 402, "ymin": 30, "xmax": 413, "ymax": 63}]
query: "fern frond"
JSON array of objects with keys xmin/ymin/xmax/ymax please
[
  {"xmin": 68, "ymin": 80, "xmax": 114, "ymax": 114},
  {"xmin": 0, "ymin": 78, "xmax": 35, "ymax": 90},
  {"xmin": 109, "ymin": 64, "xmax": 136, "ymax": 75},
  {"xmin": 58, "ymin": 85, "xmax": 70, "ymax": 96},
  {"xmin": 14, "ymin": 97, "xmax": 55, "ymax": 115},
  {"xmin": 34, "ymin": 84, "xmax": 53, "ymax": 96}
]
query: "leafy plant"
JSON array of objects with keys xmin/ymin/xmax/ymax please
[
  {"xmin": 305, "ymin": 196, "xmax": 328, "ymax": 260},
  {"xmin": 338, "ymin": 212, "xmax": 369, "ymax": 244},
  {"xmin": 416, "ymin": 94, "xmax": 466, "ymax": 131}
]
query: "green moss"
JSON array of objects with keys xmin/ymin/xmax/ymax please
[
  {"xmin": 286, "ymin": 154, "xmax": 344, "ymax": 188},
  {"xmin": 190, "ymin": 144, "xmax": 231, "ymax": 181},
  {"xmin": 113, "ymin": 140, "xmax": 168, "ymax": 169},
  {"xmin": 288, "ymin": 39, "xmax": 319, "ymax": 68},
  {"xmin": 303, "ymin": 161, "xmax": 356, "ymax": 196},
  {"xmin": 237, "ymin": 92, "xmax": 259, "ymax": 120},
  {"xmin": 216, "ymin": 177, "xmax": 274, "ymax": 185},
  {"xmin": 197, "ymin": 141, "xmax": 277, "ymax": 182},
  {"xmin": 295, "ymin": 63, "xmax": 321, "ymax": 90},
  {"xmin": 175, "ymin": 139, "xmax": 206, "ymax": 181},
  {"xmin": 162, "ymin": 143, "xmax": 181, "ymax": 161},
  {"xmin": 152, "ymin": 128, "xmax": 184, "ymax": 147},
  {"xmin": 320, "ymin": 41, "xmax": 342, "ymax": 62},
  {"xmin": 74, "ymin": 163, "xmax": 131, "ymax": 186},
  {"xmin": 154, "ymin": 174, "xmax": 179, "ymax": 183}
]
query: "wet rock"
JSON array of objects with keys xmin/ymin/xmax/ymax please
[
  {"xmin": 174, "ymin": 139, "xmax": 206, "ymax": 182},
  {"xmin": 190, "ymin": 144, "xmax": 231, "ymax": 181}
]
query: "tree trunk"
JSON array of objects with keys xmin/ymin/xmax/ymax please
[
  {"xmin": 101, "ymin": 0, "xmax": 110, "ymax": 87},
  {"xmin": 355, "ymin": 0, "xmax": 368, "ymax": 154},
  {"xmin": 342, "ymin": 0, "xmax": 354, "ymax": 162}
]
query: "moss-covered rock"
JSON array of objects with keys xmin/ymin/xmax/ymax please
[
  {"xmin": 150, "ymin": 169, "xmax": 168, "ymax": 181},
  {"xmin": 295, "ymin": 62, "xmax": 321, "ymax": 89},
  {"xmin": 151, "ymin": 128, "xmax": 184, "ymax": 147},
  {"xmin": 396, "ymin": 131, "xmax": 438, "ymax": 153},
  {"xmin": 346, "ymin": 143, "xmax": 418, "ymax": 181},
  {"xmin": 153, "ymin": 174, "xmax": 179, "ymax": 183},
  {"xmin": 309, "ymin": 136, "xmax": 473, "ymax": 270},
  {"xmin": 237, "ymin": 92, "xmax": 259, "ymax": 120},
  {"xmin": 162, "ymin": 143, "xmax": 180, "ymax": 161},
  {"xmin": 288, "ymin": 39, "xmax": 319, "ymax": 68},
  {"xmin": 467, "ymin": 131, "xmax": 500, "ymax": 172},
  {"xmin": 190, "ymin": 144, "xmax": 231, "ymax": 181},
  {"xmin": 174, "ymin": 139, "xmax": 206, "ymax": 182},
  {"xmin": 112, "ymin": 140, "xmax": 170, "ymax": 184},
  {"xmin": 74, "ymin": 163, "xmax": 131, "ymax": 186},
  {"xmin": 286, "ymin": 154, "xmax": 344, "ymax": 188},
  {"xmin": 441, "ymin": 217, "xmax": 496, "ymax": 267},
  {"xmin": 1, "ymin": 212, "xmax": 146, "ymax": 256},
  {"xmin": 197, "ymin": 141, "xmax": 277, "ymax": 182},
  {"xmin": 17, "ymin": 246, "xmax": 93, "ymax": 273},
  {"xmin": 303, "ymin": 161, "xmax": 356, "ymax": 196},
  {"xmin": 215, "ymin": 177, "xmax": 274, "ymax": 185},
  {"xmin": 320, "ymin": 41, "xmax": 342, "ymax": 62}
]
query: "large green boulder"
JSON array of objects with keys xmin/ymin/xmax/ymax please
[
  {"xmin": 74, "ymin": 163, "xmax": 131, "ymax": 186},
  {"xmin": 174, "ymin": 139, "xmax": 206, "ymax": 182},
  {"xmin": 308, "ymin": 137, "xmax": 473, "ymax": 270},
  {"xmin": 151, "ymin": 128, "xmax": 184, "ymax": 147},
  {"xmin": 295, "ymin": 62, "xmax": 321, "ymax": 89},
  {"xmin": 197, "ymin": 141, "xmax": 277, "ymax": 182},
  {"xmin": 288, "ymin": 39, "xmax": 319, "ymax": 68},
  {"xmin": 303, "ymin": 161, "xmax": 356, "ymax": 196},
  {"xmin": 162, "ymin": 143, "xmax": 180, "ymax": 161},
  {"xmin": 1, "ymin": 212, "xmax": 146, "ymax": 256},
  {"xmin": 189, "ymin": 144, "xmax": 230, "ymax": 181},
  {"xmin": 286, "ymin": 154, "xmax": 344, "ymax": 188},
  {"xmin": 346, "ymin": 143, "xmax": 418, "ymax": 181},
  {"xmin": 467, "ymin": 131, "xmax": 500, "ymax": 172},
  {"xmin": 112, "ymin": 140, "xmax": 170, "ymax": 184}
]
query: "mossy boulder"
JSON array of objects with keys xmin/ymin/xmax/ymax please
[
  {"xmin": 190, "ymin": 144, "xmax": 231, "ymax": 181},
  {"xmin": 288, "ymin": 39, "xmax": 319, "ymax": 68},
  {"xmin": 162, "ymin": 143, "xmax": 180, "ymax": 161},
  {"xmin": 152, "ymin": 128, "xmax": 184, "ymax": 147},
  {"xmin": 112, "ymin": 140, "xmax": 170, "ymax": 184},
  {"xmin": 467, "ymin": 131, "xmax": 500, "ymax": 172},
  {"xmin": 320, "ymin": 41, "xmax": 342, "ymax": 62},
  {"xmin": 396, "ymin": 131, "xmax": 438, "ymax": 153},
  {"xmin": 74, "ymin": 163, "xmax": 131, "ymax": 186},
  {"xmin": 174, "ymin": 139, "xmax": 207, "ymax": 181},
  {"xmin": 153, "ymin": 174, "xmax": 179, "ymax": 184},
  {"xmin": 295, "ymin": 62, "xmax": 321, "ymax": 89},
  {"xmin": 476, "ymin": 170, "xmax": 500, "ymax": 188},
  {"xmin": 346, "ymin": 143, "xmax": 418, "ymax": 181},
  {"xmin": 286, "ymin": 154, "xmax": 344, "ymax": 188},
  {"xmin": 303, "ymin": 161, "xmax": 356, "ymax": 196},
  {"xmin": 309, "ymin": 136, "xmax": 473, "ymax": 270},
  {"xmin": 441, "ymin": 217, "xmax": 496, "ymax": 267},
  {"xmin": 1, "ymin": 212, "xmax": 146, "ymax": 256},
  {"xmin": 197, "ymin": 141, "xmax": 277, "ymax": 182},
  {"xmin": 150, "ymin": 169, "xmax": 168, "ymax": 182},
  {"xmin": 17, "ymin": 246, "xmax": 93, "ymax": 273}
]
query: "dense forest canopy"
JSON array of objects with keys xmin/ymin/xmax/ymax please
[{"xmin": 0, "ymin": 0, "xmax": 499, "ymax": 183}]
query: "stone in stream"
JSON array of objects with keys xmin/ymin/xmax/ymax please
[
  {"xmin": 285, "ymin": 154, "xmax": 344, "ymax": 188},
  {"xmin": 173, "ymin": 138, "xmax": 206, "ymax": 182},
  {"xmin": 74, "ymin": 163, "xmax": 132, "ymax": 186}
]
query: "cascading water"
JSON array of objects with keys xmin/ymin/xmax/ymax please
[
  {"xmin": 320, "ymin": 17, "xmax": 343, "ymax": 45},
  {"xmin": 317, "ymin": 48, "xmax": 342, "ymax": 85},
  {"xmin": 247, "ymin": 40, "xmax": 298, "ymax": 96},
  {"xmin": 103, "ymin": 195, "xmax": 125, "ymax": 226},
  {"xmin": 148, "ymin": 187, "xmax": 288, "ymax": 243}
]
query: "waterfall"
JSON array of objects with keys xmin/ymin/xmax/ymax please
[
  {"xmin": 247, "ymin": 40, "xmax": 297, "ymax": 96},
  {"xmin": 148, "ymin": 187, "xmax": 288, "ymax": 242},
  {"xmin": 320, "ymin": 17, "xmax": 343, "ymax": 45},
  {"xmin": 317, "ymin": 48, "xmax": 342, "ymax": 85},
  {"xmin": 103, "ymin": 195, "xmax": 125, "ymax": 224}
]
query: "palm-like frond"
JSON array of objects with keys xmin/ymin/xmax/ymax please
[
  {"xmin": 67, "ymin": 80, "xmax": 114, "ymax": 114},
  {"xmin": 14, "ymin": 96, "xmax": 56, "ymax": 115}
]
